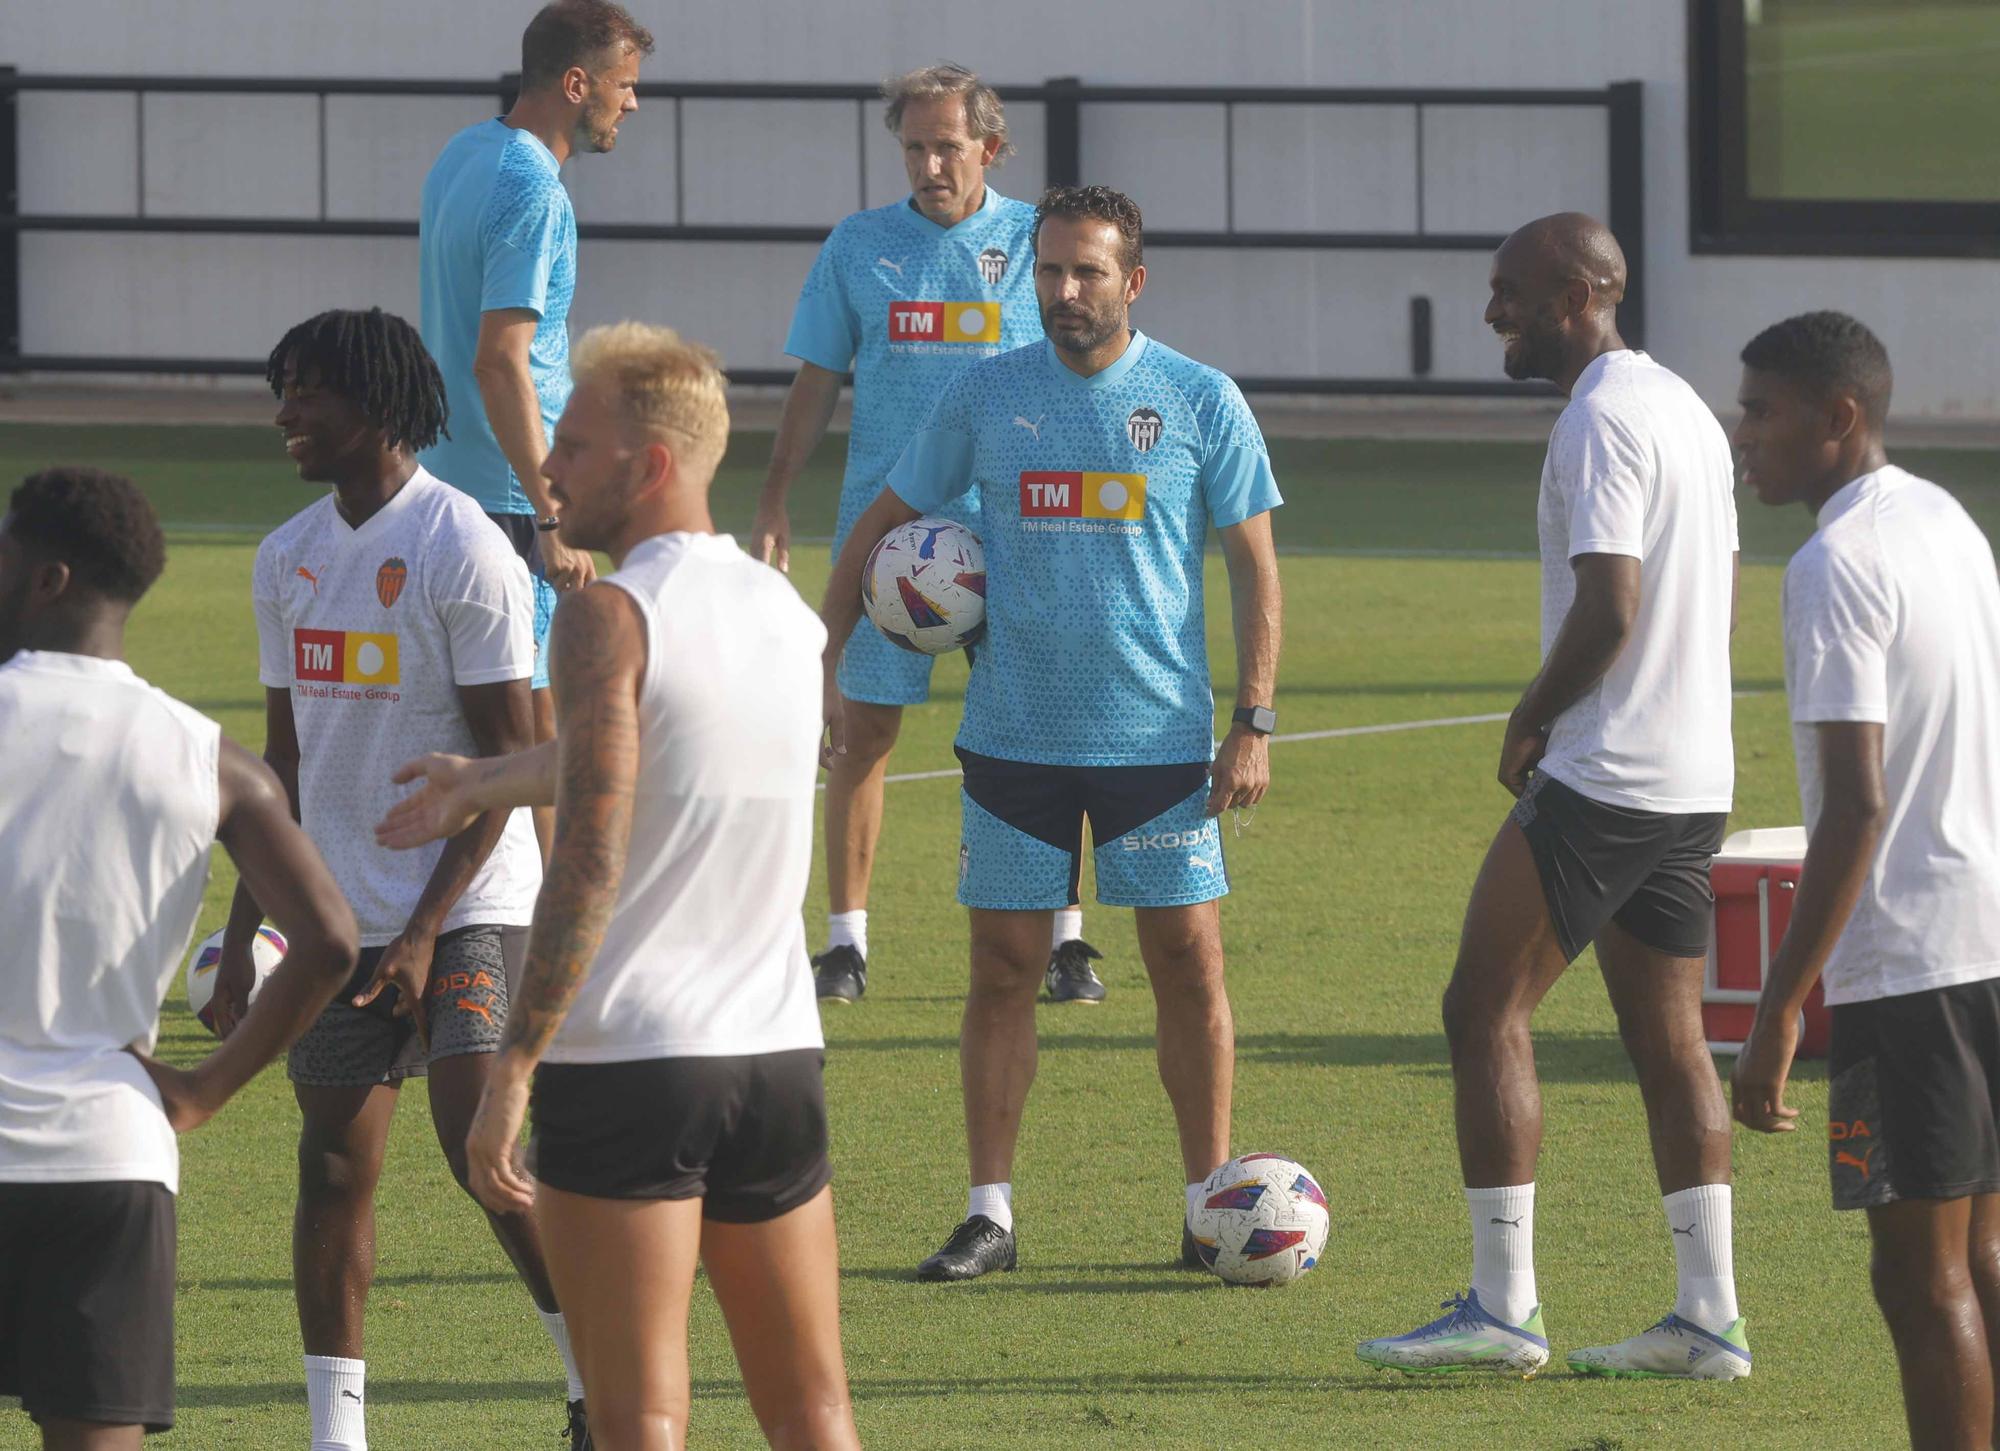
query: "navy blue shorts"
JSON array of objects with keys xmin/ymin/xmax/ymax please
[{"xmin": 955, "ymin": 748, "xmax": 1227, "ymax": 910}]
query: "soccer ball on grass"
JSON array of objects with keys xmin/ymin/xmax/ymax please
[{"xmin": 1187, "ymin": 1153, "xmax": 1330, "ymax": 1286}]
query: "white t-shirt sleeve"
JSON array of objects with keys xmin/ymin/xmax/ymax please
[
  {"xmin": 1553, "ymin": 411, "xmax": 1649, "ymax": 560},
  {"xmin": 429, "ymin": 516, "xmax": 536, "ymax": 687},
  {"xmin": 252, "ymin": 537, "xmax": 291, "ymax": 689},
  {"xmin": 1786, "ymin": 551, "xmax": 1891, "ymax": 724}
]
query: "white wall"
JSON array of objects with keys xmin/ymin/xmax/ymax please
[{"xmin": 5, "ymin": 0, "xmax": 1996, "ymax": 416}]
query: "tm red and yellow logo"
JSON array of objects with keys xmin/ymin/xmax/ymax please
[
  {"xmin": 1019, "ymin": 471, "xmax": 1148, "ymax": 521},
  {"xmin": 888, "ymin": 301, "xmax": 1001, "ymax": 344},
  {"xmin": 294, "ymin": 628, "xmax": 399, "ymax": 684}
]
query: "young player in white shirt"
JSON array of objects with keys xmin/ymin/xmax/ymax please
[
  {"xmin": 1360, "ymin": 213, "xmax": 1748, "ymax": 1380},
  {"xmin": 1732, "ymin": 311, "xmax": 2000, "ymax": 1450},
  {"xmin": 0, "ymin": 466, "xmax": 357, "ymax": 1450},
  {"xmin": 219, "ymin": 309, "xmax": 585, "ymax": 1450},
  {"xmin": 377, "ymin": 322, "xmax": 860, "ymax": 1450}
]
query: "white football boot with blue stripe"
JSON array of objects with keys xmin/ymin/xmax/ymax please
[
  {"xmin": 1566, "ymin": 1313, "xmax": 1752, "ymax": 1380},
  {"xmin": 1355, "ymin": 1289, "xmax": 1550, "ymax": 1378}
]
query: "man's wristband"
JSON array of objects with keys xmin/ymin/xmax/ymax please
[
  {"xmin": 535, "ymin": 516, "xmax": 561, "ymax": 532},
  {"xmin": 1232, "ymin": 705, "xmax": 1276, "ymax": 736}
]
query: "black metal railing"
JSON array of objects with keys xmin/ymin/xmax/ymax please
[{"xmin": 0, "ymin": 71, "xmax": 1643, "ymax": 394}]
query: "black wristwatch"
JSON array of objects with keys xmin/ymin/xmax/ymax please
[
  {"xmin": 535, "ymin": 515, "xmax": 562, "ymax": 532},
  {"xmin": 1232, "ymin": 705, "xmax": 1276, "ymax": 736}
]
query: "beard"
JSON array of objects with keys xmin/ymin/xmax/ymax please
[
  {"xmin": 1042, "ymin": 301, "xmax": 1125, "ymax": 355},
  {"xmin": 1500, "ymin": 311, "xmax": 1565, "ymax": 382}
]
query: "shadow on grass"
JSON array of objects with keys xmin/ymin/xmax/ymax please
[
  {"xmin": 827, "ymin": 1030, "xmax": 1647, "ymax": 1084},
  {"xmin": 842, "ymin": 1264, "xmax": 1211, "ymax": 1296},
  {"xmin": 177, "ymin": 1368, "xmax": 1392, "ymax": 1409},
  {"xmin": 182, "ymin": 1269, "xmax": 520, "ymax": 1293}
]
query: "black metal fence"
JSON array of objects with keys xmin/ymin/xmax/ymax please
[{"xmin": 0, "ymin": 71, "xmax": 1643, "ymax": 395}]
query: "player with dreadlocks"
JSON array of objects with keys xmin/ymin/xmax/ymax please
[{"xmin": 214, "ymin": 308, "xmax": 594, "ymax": 1449}]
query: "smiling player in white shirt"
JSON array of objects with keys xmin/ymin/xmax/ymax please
[
  {"xmin": 1361, "ymin": 213, "xmax": 1747, "ymax": 1381},
  {"xmin": 220, "ymin": 309, "xmax": 586, "ymax": 1450}
]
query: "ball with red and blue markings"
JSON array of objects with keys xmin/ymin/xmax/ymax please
[
  {"xmin": 184, "ymin": 924, "xmax": 287, "ymax": 1035},
  {"xmin": 862, "ymin": 517, "xmax": 986, "ymax": 656},
  {"xmin": 1187, "ymin": 1153, "xmax": 1330, "ymax": 1286}
]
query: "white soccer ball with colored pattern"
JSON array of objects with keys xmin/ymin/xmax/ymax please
[
  {"xmin": 185, "ymin": 924, "xmax": 287, "ymax": 1035},
  {"xmin": 862, "ymin": 518, "xmax": 986, "ymax": 655},
  {"xmin": 1187, "ymin": 1153, "xmax": 1330, "ymax": 1286}
]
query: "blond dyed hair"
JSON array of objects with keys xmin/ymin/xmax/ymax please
[
  {"xmin": 881, "ymin": 63, "xmax": 1013, "ymax": 166},
  {"xmin": 570, "ymin": 322, "xmax": 730, "ymax": 477}
]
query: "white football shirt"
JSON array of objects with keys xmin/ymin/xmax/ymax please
[
  {"xmin": 1784, "ymin": 465, "xmax": 2000, "ymax": 1005},
  {"xmin": 542, "ymin": 532, "xmax": 828, "ymax": 1063},
  {"xmin": 1535, "ymin": 350, "xmax": 1738, "ymax": 813},
  {"xmin": 0, "ymin": 652, "xmax": 220, "ymax": 1192},
  {"xmin": 254, "ymin": 468, "xmax": 541, "ymax": 945}
]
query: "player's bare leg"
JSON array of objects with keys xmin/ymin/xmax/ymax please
[
  {"xmin": 1441, "ymin": 821, "xmax": 1571, "ymax": 1189},
  {"xmin": 38, "ymin": 1419, "xmax": 142, "ymax": 1450},
  {"xmin": 293, "ymin": 1082, "xmax": 399, "ymax": 1357},
  {"xmin": 1594, "ymin": 921, "xmax": 1731, "ymax": 1194},
  {"xmin": 823, "ymin": 699, "xmax": 902, "ymax": 914},
  {"xmin": 427, "ymin": 1051, "xmax": 560, "ymax": 1312},
  {"xmin": 1134, "ymin": 901, "xmax": 1231, "ymax": 1183},
  {"xmin": 703, "ymin": 1188, "xmax": 861, "ymax": 1451},
  {"xmin": 1356, "ymin": 819, "xmax": 1566, "ymax": 1375},
  {"xmin": 530, "ymin": 688, "xmax": 557, "ymax": 864},
  {"xmin": 1869, "ymin": 1195, "xmax": 1994, "ymax": 1450},
  {"xmin": 534, "ymin": 1186, "xmax": 701, "ymax": 1451},
  {"xmin": 1969, "ymin": 1195, "xmax": 2000, "ymax": 1423},
  {"xmin": 962, "ymin": 907, "xmax": 1053, "ymax": 1185}
]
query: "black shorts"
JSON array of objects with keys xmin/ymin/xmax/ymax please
[
  {"xmin": 0, "ymin": 1181, "xmax": 175, "ymax": 1433},
  {"xmin": 1509, "ymin": 773, "xmax": 1727, "ymax": 963},
  {"xmin": 1828, "ymin": 977, "xmax": 2000, "ymax": 1211},
  {"xmin": 529, "ymin": 1049, "xmax": 832, "ymax": 1222},
  {"xmin": 955, "ymin": 747, "xmax": 1225, "ymax": 909}
]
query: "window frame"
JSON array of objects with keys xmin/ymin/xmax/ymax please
[{"xmin": 1689, "ymin": 0, "xmax": 2000, "ymax": 258}]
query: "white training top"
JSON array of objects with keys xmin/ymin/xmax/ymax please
[
  {"xmin": 1783, "ymin": 465, "xmax": 2000, "ymax": 1005},
  {"xmin": 0, "ymin": 652, "xmax": 220, "ymax": 1192},
  {"xmin": 254, "ymin": 469, "xmax": 541, "ymax": 945},
  {"xmin": 1535, "ymin": 350, "xmax": 1739, "ymax": 814},
  {"xmin": 543, "ymin": 532, "xmax": 828, "ymax": 1063}
]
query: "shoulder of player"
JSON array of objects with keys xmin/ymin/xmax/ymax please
[
  {"xmin": 1788, "ymin": 515, "xmax": 1890, "ymax": 618},
  {"xmin": 1137, "ymin": 341, "xmax": 1252, "ymax": 429},
  {"xmin": 257, "ymin": 495, "xmax": 334, "ymax": 563},
  {"xmin": 550, "ymin": 577, "xmax": 647, "ymax": 680},
  {"xmin": 403, "ymin": 475, "xmax": 521, "ymax": 561}
]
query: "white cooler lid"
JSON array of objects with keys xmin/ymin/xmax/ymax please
[{"xmin": 1715, "ymin": 825, "xmax": 1808, "ymax": 863}]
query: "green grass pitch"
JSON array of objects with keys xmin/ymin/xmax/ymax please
[{"xmin": 4, "ymin": 421, "xmax": 1999, "ymax": 1448}]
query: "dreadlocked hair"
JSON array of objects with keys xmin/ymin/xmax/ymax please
[{"xmin": 265, "ymin": 308, "xmax": 450, "ymax": 452}]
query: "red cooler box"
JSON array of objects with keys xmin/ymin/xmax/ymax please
[{"xmin": 1703, "ymin": 826, "xmax": 1831, "ymax": 1058}]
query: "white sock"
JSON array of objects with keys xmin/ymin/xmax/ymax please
[
  {"xmin": 1051, "ymin": 908, "xmax": 1083, "ymax": 950},
  {"xmin": 538, "ymin": 1309, "xmax": 585, "ymax": 1404},
  {"xmin": 827, "ymin": 909, "xmax": 867, "ymax": 959},
  {"xmin": 1466, "ymin": 1184, "xmax": 1537, "ymax": 1327},
  {"xmin": 1665, "ymin": 1183, "xmax": 1739, "ymax": 1330},
  {"xmin": 968, "ymin": 1181, "xmax": 1013, "ymax": 1233},
  {"xmin": 305, "ymin": 1354, "xmax": 367, "ymax": 1451},
  {"xmin": 1185, "ymin": 1182, "xmax": 1203, "ymax": 1224}
]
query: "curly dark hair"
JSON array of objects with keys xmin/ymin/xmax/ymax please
[
  {"xmin": 7, "ymin": 467, "xmax": 166, "ymax": 604},
  {"xmin": 522, "ymin": 0, "xmax": 656, "ymax": 89},
  {"xmin": 1740, "ymin": 310, "xmax": 1893, "ymax": 428},
  {"xmin": 265, "ymin": 308, "xmax": 450, "ymax": 453},
  {"xmin": 1033, "ymin": 185, "xmax": 1144, "ymax": 274}
]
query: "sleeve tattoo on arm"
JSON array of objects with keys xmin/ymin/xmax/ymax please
[{"xmin": 501, "ymin": 594, "xmax": 642, "ymax": 1061}]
